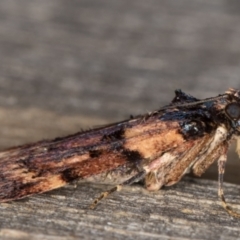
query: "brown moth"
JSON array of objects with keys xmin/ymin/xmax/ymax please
[{"xmin": 0, "ymin": 88, "xmax": 240, "ymax": 217}]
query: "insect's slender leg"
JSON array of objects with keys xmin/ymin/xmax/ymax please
[
  {"xmin": 218, "ymin": 154, "xmax": 240, "ymax": 218},
  {"xmin": 89, "ymin": 170, "xmax": 146, "ymax": 209}
]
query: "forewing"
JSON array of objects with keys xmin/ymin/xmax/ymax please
[{"xmin": 0, "ymin": 105, "xmax": 215, "ymax": 202}]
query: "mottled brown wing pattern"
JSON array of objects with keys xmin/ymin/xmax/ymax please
[
  {"xmin": 2, "ymin": 88, "xmax": 240, "ymax": 218},
  {"xmin": 0, "ymin": 111, "xmax": 195, "ymax": 202}
]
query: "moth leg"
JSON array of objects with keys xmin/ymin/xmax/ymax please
[
  {"xmin": 192, "ymin": 145, "xmax": 224, "ymax": 177},
  {"xmin": 145, "ymin": 171, "xmax": 164, "ymax": 191},
  {"xmin": 89, "ymin": 170, "xmax": 146, "ymax": 209},
  {"xmin": 218, "ymin": 154, "xmax": 240, "ymax": 218}
]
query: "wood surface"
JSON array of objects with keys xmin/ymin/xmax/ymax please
[{"xmin": 1, "ymin": 0, "xmax": 240, "ymax": 239}]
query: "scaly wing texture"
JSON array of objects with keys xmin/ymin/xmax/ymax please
[{"xmin": 0, "ymin": 103, "xmax": 217, "ymax": 202}]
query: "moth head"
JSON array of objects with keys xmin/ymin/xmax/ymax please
[{"xmin": 225, "ymin": 102, "xmax": 240, "ymax": 132}]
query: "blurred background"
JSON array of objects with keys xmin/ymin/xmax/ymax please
[{"xmin": 0, "ymin": 0, "xmax": 240, "ymax": 183}]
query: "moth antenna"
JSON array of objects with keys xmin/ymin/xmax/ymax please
[
  {"xmin": 218, "ymin": 154, "xmax": 240, "ymax": 218},
  {"xmin": 160, "ymin": 93, "xmax": 229, "ymax": 111},
  {"xmin": 89, "ymin": 170, "xmax": 146, "ymax": 209}
]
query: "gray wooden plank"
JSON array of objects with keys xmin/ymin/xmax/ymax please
[
  {"xmin": 0, "ymin": 0, "xmax": 239, "ymax": 119},
  {"xmin": 1, "ymin": 178, "xmax": 240, "ymax": 240}
]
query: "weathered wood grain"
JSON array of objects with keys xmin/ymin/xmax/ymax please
[{"xmin": 1, "ymin": 178, "xmax": 240, "ymax": 240}]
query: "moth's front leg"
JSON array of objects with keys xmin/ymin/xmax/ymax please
[
  {"xmin": 145, "ymin": 171, "xmax": 164, "ymax": 191},
  {"xmin": 90, "ymin": 170, "xmax": 146, "ymax": 209},
  {"xmin": 143, "ymin": 152, "xmax": 177, "ymax": 191},
  {"xmin": 192, "ymin": 126, "xmax": 229, "ymax": 176}
]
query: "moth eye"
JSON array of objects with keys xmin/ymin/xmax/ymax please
[{"xmin": 225, "ymin": 102, "xmax": 240, "ymax": 120}]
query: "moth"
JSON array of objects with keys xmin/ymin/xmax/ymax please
[{"xmin": 0, "ymin": 88, "xmax": 240, "ymax": 217}]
